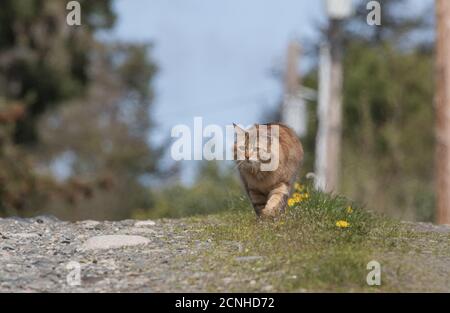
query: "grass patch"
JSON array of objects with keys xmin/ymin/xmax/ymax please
[{"xmin": 179, "ymin": 181, "xmax": 450, "ymax": 292}]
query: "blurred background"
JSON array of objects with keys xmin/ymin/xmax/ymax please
[{"xmin": 0, "ymin": 0, "xmax": 440, "ymax": 221}]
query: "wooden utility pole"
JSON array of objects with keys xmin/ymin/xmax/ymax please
[
  {"xmin": 281, "ymin": 41, "xmax": 307, "ymax": 137},
  {"xmin": 435, "ymin": 0, "xmax": 450, "ymax": 224},
  {"xmin": 285, "ymin": 41, "xmax": 301, "ymax": 94},
  {"xmin": 315, "ymin": 44, "xmax": 331, "ymax": 191},
  {"xmin": 315, "ymin": 19, "xmax": 344, "ymax": 193},
  {"xmin": 327, "ymin": 19, "xmax": 344, "ymax": 192},
  {"xmin": 315, "ymin": 0, "xmax": 351, "ymax": 192}
]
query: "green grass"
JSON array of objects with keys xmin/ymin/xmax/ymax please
[{"xmin": 179, "ymin": 182, "xmax": 450, "ymax": 292}]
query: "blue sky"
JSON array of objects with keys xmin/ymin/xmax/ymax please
[
  {"xmin": 111, "ymin": 0, "xmax": 433, "ymax": 183},
  {"xmin": 112, "ymin": 0, "xmax": 324, "ymax": 137},
  {"xmin": 112, "ymin": 0, "xmax": 325, "ymax": 182}
]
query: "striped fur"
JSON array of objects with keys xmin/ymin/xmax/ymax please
[{"xmin": 233, "ymin": 123, "xmax": 304, "ymax": 218}]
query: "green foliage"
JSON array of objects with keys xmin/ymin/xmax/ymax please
[
  {"xmin": 298, "ymin": 1, "xmax": 435, "ymax": 221},
  {"xmin": 0, "ymin": 1, "xmax": 117, "ymax": 215},
  {"xmin": 340, "ymin": 41, "xmax": 434, "ymax": 221},
  {"xmin": 0, "ymin": 100, "xmax": 49, "ymax": 214},
  {"xmin": 345, "ymin": 0, "xmax": 431, "ymax": 46},
  {"xmin": 0, "ymin": 0, "xmax": 116, "ymax": 143},
  {"xmin": 135, "ymin": 162, "xmax": 243, "ymax": 219},
  {"xmin": 34, "ymin": 43, "xmax": 160, "ymax": 220},
  {"xmin": 303, "ymin": 42, "xmax": 435, "ymax": 221}
]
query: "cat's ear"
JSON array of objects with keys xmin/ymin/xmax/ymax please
[
  {"xmin": 233, "ymin": 123, "xmax": 246, "ymax": 133},
  {"xmin": 233, "ymin": 123, "xmax": 246, "ymax": 143}
]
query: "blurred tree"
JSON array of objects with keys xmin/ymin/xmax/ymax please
[
  {"xmin": 328, "ymin": 0, "xmax": 434, "ymax": 220},
  {"xmin": 340, "ymin": 42, "xmax": 434, "ymax": 221},
  {"xmin": 37, "ymin": 43, "xmax": 161, "ymax": 220},
  {"xmin": 0, "ymin": 98, "xmax": 46, "ymax": 214},
  {"xmin": 0, "ymin": 0, "xmax": 116, "ymax": 143},
  {"xmin": 344, "ymin": 0, "xmax": 433, "ymax": 46},
  {"xmin": 263, "ymin": 0, "xmax": 435, "ymax": 220},
  {"xmin": 338, "ymin": 0, "xmax": 435, "ymax": 220},
  {"xmin": 0, "ymin": 1, "xmax": 164, "ymax": 219},
  {"xmin": 0, "ymin": 0, "xmax": 116, "ymax": 215}
]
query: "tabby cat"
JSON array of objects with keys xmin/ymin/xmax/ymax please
[{"xmin": 233, "ymin": 123, "xmax": 303, "ymax": 218}]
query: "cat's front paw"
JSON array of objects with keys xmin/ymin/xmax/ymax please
[{"xmin": 259, "ymin": 207, "xmax": 280, "ymax": 219}]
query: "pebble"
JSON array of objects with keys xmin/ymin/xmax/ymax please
[
  {"xmin": 262, "ymin": 285, "xmax": 273, "ymax": 291},
  {"xmin": 223, "ymin": 277, "xmax": 233, "ymax": 284},
  {"xmin": 9, "ymin": 233, "xmax": 40, "ymax": 239},
  {"xmin": 79, "ymin": 220, "xmax": 101, "ymax": 229},
  {"xmin": 81, "ymin": 235, "xmax": 150, "ymax": 250},
  {"xmin": 134, "ymin": 220, "xmax": 156, "ymax": 227}
]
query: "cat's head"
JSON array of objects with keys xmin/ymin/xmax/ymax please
[{"xmin": 233, "ymin": 123, "xmax": 280, "ymax": 172}]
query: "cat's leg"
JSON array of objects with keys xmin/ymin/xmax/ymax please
[
  {"xmin": 248, "ymin": 190, "xmax": 267, "ymax": 216},
  {"xmin": 261, "ymin": 183, "xmax": 289, "ymax": 217}
]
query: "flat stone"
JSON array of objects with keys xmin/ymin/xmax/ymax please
[
  {"xmin": 81, "ymin": 235, "xmax": 150, "ymax": 250},
  {"xmin": 134, "ymin": 220, "xmax": 156, "ymax": 227}
]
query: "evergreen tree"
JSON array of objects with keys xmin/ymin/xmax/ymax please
[{"xmin": 0, "ymin": 1, "xmax": 162, "ymax": 219}]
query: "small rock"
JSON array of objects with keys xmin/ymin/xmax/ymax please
[
  {"xmin": 79, "ymin": 220, "xmax": 101, "ymax": 229},
  {"xmin": 223, "ymin": 277, "xmax": 233, "ymax": 284},
  {"xmin": 98, "ymin": 259, "xmax": 118, "ymax": 270},
  {"xmin": 262, "ymin": 285, "xmax": 273, "ymax": 291},
  {"xmin": 10, "ymin": 233, "xmax": 40, "ymax": 239},
  {"xmin": 81, "ymin": 235, "xmax": 150, "ymax": 250},
  {"xmin": 34, "ymin": 215, "xmax": 60, "ymax": 224},
  {"xmin": 134, "ymin": 220, "xmax": 156, "ymax": 227}
]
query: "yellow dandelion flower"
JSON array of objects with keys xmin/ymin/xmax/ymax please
[
  {"xmin": 346, "ymin": 206, "xmax": 353, "ymax": 214},
  {"xmin": 336, "ymin": 220, "xmax": 350, "ymax": 228},
  {"xmin": 294, "ymin": 183, "xmax": 302, "ymax": 191},
  {"xmin": 303, "ymin": 193, "xmax": 309, "ymax": 199},
  {"xmin": 293, "ymin": 193, "xmax": 302, "ymax": 202},
  {"xmin": 288, "ymin": 198, "xmax": 296, "ymax": 207}
]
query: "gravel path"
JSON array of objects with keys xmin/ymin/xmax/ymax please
[
  {"xmin": 0, "ymin": 216, "xmax": 210, "ymax": 292},
  {"xmin": 2, "ymin": 216, "xmax": 450, "ymax": 292}
]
